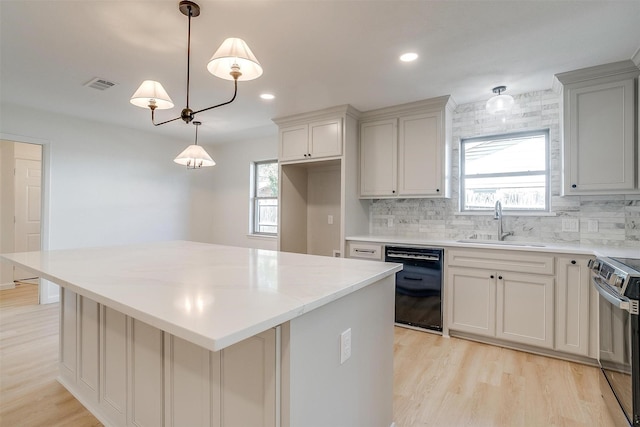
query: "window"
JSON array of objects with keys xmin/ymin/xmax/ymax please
[
  {"xmin": 251, "ymin": 160, "xmax": 278, "ymax": 235},
  {"xmin": 460, "ymin": 130, "xmax": 549, "ymax": 212}
]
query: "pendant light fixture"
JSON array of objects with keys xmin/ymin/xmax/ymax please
[
  {"xmin": 174, "ymin": 121, "xmax": 215, "ymax": 168},
  {"xmin": 486, "ymin": 86, "xmax": 515, "ymax": 115},
  {"xmin": 130, "ymin": 1, "xmax": 262, "ymax": 126}
]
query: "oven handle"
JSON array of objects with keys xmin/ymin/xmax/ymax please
[
  {"xmin": 592, "ymin": 275, "xmax": 631, "ymax": 312},
  {"xmin": 386, "ymin": 253, "xmax": 440, "ymax": 261}
]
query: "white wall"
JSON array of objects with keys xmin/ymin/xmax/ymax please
[
  {"xmin": 0, "ymin": 103, "xmax": 191, "ymax": 251},
  {"xmin": 188, "ymin": 134, "xmax": 278, "ymax": 250}
]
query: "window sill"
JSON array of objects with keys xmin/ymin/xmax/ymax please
[
  {"xmin": 455, "ymin": 211, "xmax": 557, "ymax": 217},
  {"xmin": 247, "ymin": 233, "xmax": 278, "ymax": 240}
]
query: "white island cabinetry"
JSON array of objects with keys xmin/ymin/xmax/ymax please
[
  {"xmin": 60, "ymin": 287, "xmax": 276, "ymax": 427},
  {"xmin": 3, "ymin": 241, "xmax": 401, "ymax": 427}
]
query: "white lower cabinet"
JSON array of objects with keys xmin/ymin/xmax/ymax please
[
  {"xmin": 347, "ymin": 241, "xmax": 384, "ymax": 260},
  {"xmin": 555, "ymin": 256, "xmax": 595, "ymax": 357},
  {"xmin": 446, "ymin": 248, "xmax": 595, "ymax": 358},
  {"xmin": 496, "ymin": 272, "xmax": 554, "ymax": 348},
  {"xmin": 446, "ymin": 266, "xmax": 496, "ymax": 337},
  {"xmin": 447, "ymin": 267, "xmax": 554, "ymax": 349},
  {"xmin": 60, "ymin": 288, "xmax": 277, "ymax": 427}
]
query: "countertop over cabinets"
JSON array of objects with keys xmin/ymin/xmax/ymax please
[{"xmin": 1, "ymin": 240, "xmax": 401, "ymax": 352}]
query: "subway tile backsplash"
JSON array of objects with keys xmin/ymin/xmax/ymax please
[{"xmin": 369, "ymin": 90, "xmax": 640, "ymax": 248}]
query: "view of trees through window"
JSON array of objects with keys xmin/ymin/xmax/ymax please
[
  {"xmin": 253, "ymin": 161, "xmax": 278, "ymax": 234},
  {"xmin": 460, "ymin": 130, "xmax": 549, "ymax": 212}
]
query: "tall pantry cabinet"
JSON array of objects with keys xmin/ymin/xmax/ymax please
[{"xmin": 273, "ymin": 105, "xmax": 369, "ymax": 257}]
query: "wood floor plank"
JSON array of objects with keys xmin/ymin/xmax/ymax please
[
  {"xmin": 392, "ymin": 326, "xmax": 618, "ymax": 427},
  {"xmin": 1, "ymin": 286, "xmax": 619, "ymax": 426}
]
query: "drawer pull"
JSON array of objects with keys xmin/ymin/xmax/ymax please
[{"xmin": 355, "ymin": 249, "xmax": 376, "ymax": 254}]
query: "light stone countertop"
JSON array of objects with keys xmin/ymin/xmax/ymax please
[
  {"xmin": 1, "ymin": 240, "xmax": 402, "ymax": 352},
  {"xmin": 346, "ymin": 235, "xmax": 640, "ymax": 258}
]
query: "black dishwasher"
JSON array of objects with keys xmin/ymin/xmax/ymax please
[{"xmin": 385, "ymin": 246, "xmax": 443, "ymax": 332}]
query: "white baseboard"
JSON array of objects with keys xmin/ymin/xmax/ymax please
[{"xmin": 0, "ymin": 282, "xmax": 16, "ymax": 290}]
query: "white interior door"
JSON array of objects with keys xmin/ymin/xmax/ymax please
[{"xmin": 14, "ymin": 158, "xmax": 41, "ymax": 282}]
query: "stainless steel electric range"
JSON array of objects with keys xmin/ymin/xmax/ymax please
[{"xmin": 590, "ymin": 256, "xmax": 640, "ymax": 426}]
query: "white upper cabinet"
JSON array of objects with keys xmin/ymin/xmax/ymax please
[
  {"xmin": 359, "ymin": 96, "xmax": 454, "ymax": 198},
  {"xmin": 360, "ymin": 119, "xmax": 397, "ymax": 197},
  {"xmin": 556, "ymin": 60, "xmax": 640, "ymax": 195},
  {"xmin": 278, "ymin": 119, "xmax": 342, "ymax": 162},
  {"xmin": 398, "ymin": 111, "xmax": 443, "ymax": 196}
]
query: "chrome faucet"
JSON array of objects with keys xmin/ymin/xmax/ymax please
[{"xmin": 494, "ymin": 200, "xmax": 513, "ymax": 241}]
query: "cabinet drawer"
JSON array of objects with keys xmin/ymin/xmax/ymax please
[
  {"xmin": 447, "ymin": 249, "xmax": 554, "ymax": 275},
  {"xmin": 348, "ymin": 242, "xmax": 383, "ymax": 260}
]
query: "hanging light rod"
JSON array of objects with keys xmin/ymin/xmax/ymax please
[{"xmin": 130, "ymin": 1, "xmax": 263, "ymax": 126}]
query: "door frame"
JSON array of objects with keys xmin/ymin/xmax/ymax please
[{"xmin": 1, "ymin": 132, "xmax": 55, "ymax": 303}]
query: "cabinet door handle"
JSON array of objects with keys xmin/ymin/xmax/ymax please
[
  {"xmin": 498, "ymin": 275, "xmax": 503, "ymax": 280},
  {"xmin": 308, "ymin": 153, "xmax": 311, "ymax": 157},
  {"xmin": 571, "ymin": 260, "xmax": 577, "ymax": 265},
  {"xmin": 392, "ymin": 190, "xmax": 396, "ymax": 194},
  {"xmin": 490, "ymin": 275, "xmax": 495, "ymax": 279},
  {"xmin": 571, "ymin": 184, "xmax": 577, "ymax": 188},
  {"xmin": 436, "ymin": 189, "xmax": 440, "ymax": 192},
  {"xmin": 355, "ymin": 249, "xmax": 375, "ymax": 254}
]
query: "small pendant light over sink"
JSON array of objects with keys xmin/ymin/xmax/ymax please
[
  {"xmin": 174, "ymin": 121, "xmax": 215, "ymax": 169},
  {"xmin": 486, "ymin": 86, "xmax": 515, "ymax": 115}
]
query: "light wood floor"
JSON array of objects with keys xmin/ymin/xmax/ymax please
[{"xmin": 1, "ymin": 285, "xmax": 617, "ymax": 426}]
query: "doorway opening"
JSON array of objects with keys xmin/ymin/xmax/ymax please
[{"xmin": 0, "ymin": 140, "xmax": 44, "ymax": 304}]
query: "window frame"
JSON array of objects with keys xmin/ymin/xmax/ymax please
[
  {"xmin": 459, "ymin": 129, "xmax": 550, "ymax": 213},
  {"xmin": 250, "ymin": 159, "xmax": 279, "ymax": 236}
]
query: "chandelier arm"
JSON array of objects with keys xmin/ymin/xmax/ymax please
[
  {"xmin": 191, "ymin": 78, "xmax": 238, "ymax": 117},
  {"xmin": 151, "ymin": 109, "xmax": 184, "ymax": 127}
]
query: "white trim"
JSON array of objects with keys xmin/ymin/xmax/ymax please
[
  {"xmin": 246, "ymin": 233, "xmax": 277, "ymax": 240},
  {"xmin": 455, "ymin": 211, "xmax": 557, "ymax": 217},
  {"xmin": 632, "ymin": 45, "xmax": 640, "ymax": 67},
  {"xmin": 0, "ymin": 282, "xmax": 16, "ymax": 290}
]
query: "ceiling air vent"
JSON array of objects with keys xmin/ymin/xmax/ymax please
[{"xmin": 84, "ymin": 77, "xmax": 117, "ymax": 91}]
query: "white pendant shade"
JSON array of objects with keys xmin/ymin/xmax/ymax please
[
  {"xmin": 174, "ymin": 144, "xmax": 215, "ymax": 168},
  {"xmin": 486, "ymin": 93, "xmax": 515, "ymax": 115},
  {"xmin": 130, "ymin": 80, "xmax": 174, "ymax": 109},
  {"xmin": 207, "ymin": 38, "xmax": 263, "ymax": 81}
]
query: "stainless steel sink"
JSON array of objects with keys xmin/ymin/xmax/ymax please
[{"xmin": 456, "ymin": 239, "xmax": 546, "ymax": 248}]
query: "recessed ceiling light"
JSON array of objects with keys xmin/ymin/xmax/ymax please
[
  {"xmin": 400, "ymin": 52, "xmax": 418, "ymax": 62},
  {"xmin": 260, "ymin": 93, "xmax": 275, "ymax": 100}
]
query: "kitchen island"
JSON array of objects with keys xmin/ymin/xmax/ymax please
[{"xmin": 1, "ymin": 241, "xmax": 401, "ymax": 427}]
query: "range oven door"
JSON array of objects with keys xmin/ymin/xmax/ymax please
[{"xmin": 594, "ymin": 275, "xmax": 639, "ymax": 426}]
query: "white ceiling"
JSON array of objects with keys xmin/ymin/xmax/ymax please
[{"xmin": 2, "ymin": 0, "xmax": 639, "ymax": 144}]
